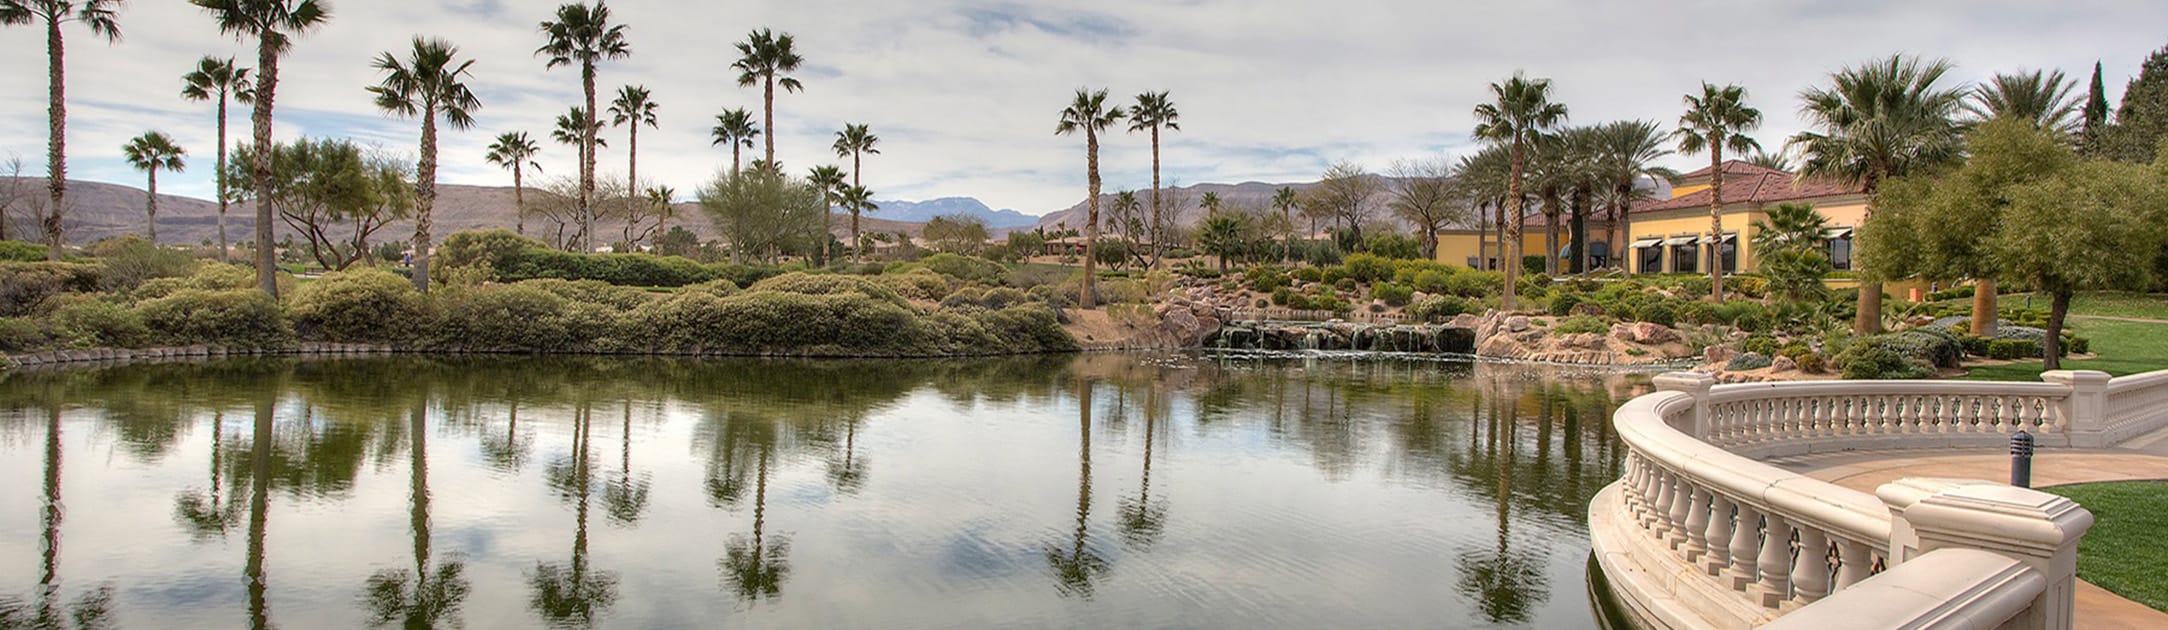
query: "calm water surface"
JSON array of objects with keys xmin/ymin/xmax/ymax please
[{"xmin": 0, "ymin": 353, "xmax": 1649, "ymax": 629}]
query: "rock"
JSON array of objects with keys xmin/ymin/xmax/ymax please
[
  {"xmin": 1771, "ymin": 355, "xmax": 1798, "ymax": 372},
  {"xmin": 1704, "ymin": 345, "xmax": 1736, "ymax": 365},
  {"xmin": 1505, "ymin": 315, "xmax": 1530, "ymax": 332},
  {"xmin": 1628, "ymin": 322, "xmax": 1678, "ymax": 345},
  {"xmin": 1450, "ymin": 313, "xmax": 1483, "ymax": 329},
  {"xmin": 1561, "ymin": 333, "xmax": 1606, "ymax": 350},
  {"xmin": 1477, "ymin": 334, "xmax": 1526, "ymax": 359},
  {"xmin": 1514, "ymin": 329, "xmax": 1546, "ymax": 343}
]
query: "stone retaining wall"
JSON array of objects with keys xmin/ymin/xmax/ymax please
[{"xmin": 3, "ymin": 343, "xmax": 399, "ymax": 371}]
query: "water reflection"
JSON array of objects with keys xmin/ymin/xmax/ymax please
[{"xmin": 0, "ymin": 354, "xmax": 1645, "ymax": 629}]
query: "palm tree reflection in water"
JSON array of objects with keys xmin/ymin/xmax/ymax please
[{"xmin": 529, "ymin": 402, "xmax": 619, "ymax": 628}]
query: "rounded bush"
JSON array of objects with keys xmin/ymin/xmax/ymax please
[
  {"xmin": 749, "ymin": 272, "xmax": 908, "ymax": 307},
  {"xmin": 422, "ymin": 285, "xmax": 580, "ymax": 353},
  {"xmin": 1554, "ymin": 315, "xmax": 1608, "ymax": 335},
  {"xmin": 0, "ymin": 316, "xmax": 44, "ymax": 351},
  {"xmin": 0, "ymin": 262, "xmax": 103, "ymax": 317},
  {"xmin": 137, "ymin": 289, "xmax": 294, "ymax": 349},
  {"xmin": 1838, "ymin": 344, "xmax": 1931, "ymax": 380},
  {"xmin": 1372, "ymin": 282, "xmax": 1415, "ymax": 307},
  {"xmin": 1408, "ymin": 295, "xmax": 1472, "ymax": 321},
  {"xmin": 50, "ymin": 298, "xmax": 148, "ymax": 348},
  {"xmin": 290, "ymin": 268, "xmax": 427, "ymax": 343},
  {"xmin": 1987, "ymin": 338, "xmax": 2040, "ymax": 360},
  {"xmin": 0, "ymin": 240, "xmax": 45, "ymax": 262},
  {"xmin": 516, "ymin": 278, "xmax": 658, "ymax": 311},
  {"xmin": 1635, "ymin": 302, "xmax": 1679, "ymax": 328},
  {"xmin": 1548, "ymin": 293, "xmax": 1581, "ymax": 317},
  {"xmin": 1341, "ymin": 253, "xmax": 1395, "ymax": 283},
  {"xmin": 880, "ymin": 268, "xmax": 952, "ymax": 301},
  {"xmin": 1727, "ymin": 351, "xmax": 1774, "ymax": 371},
  {"xmin": 918, "ymin": 253, "xmax": 1007, "ymax": 284}
]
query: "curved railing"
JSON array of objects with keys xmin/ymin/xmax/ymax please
[{"xmin": 1592, "ymin": 369, "xmax": 2168, "ymax": 630}]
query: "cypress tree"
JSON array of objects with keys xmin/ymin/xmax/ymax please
[
  {"xmin": 2083, "ymin": 61, "xmax": 2109, "ymax": 152},
  {"xmin": 2108, "ymin": 46, "xmax": 2168, "ymax": 162}
]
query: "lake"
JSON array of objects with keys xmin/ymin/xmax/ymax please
[{"xmin": 0, "ymin": 353, "xmax": 1647, "ymax": 629}]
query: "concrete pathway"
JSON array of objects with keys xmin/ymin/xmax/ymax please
[{"xmin": 1767, "ymin": 434, "xmax": 2168, "ymax": 629}]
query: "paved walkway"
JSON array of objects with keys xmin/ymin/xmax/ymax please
[{"xmin": 1766, "ymin": 428, "xmax": 2168, "ymax": 629}]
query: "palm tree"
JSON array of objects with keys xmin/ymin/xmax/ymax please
[
  {"xmin": 732, "ymin": 28, "xmax": 803, "ymax": 167},
  {"xmin": 608, "ymin": 85, "xmax": 657, "ymax": 195},
  {"xmin": 710, "ymin": 107, "xmax": 758, "ymax": 175},
  {"xmin": 1199, "ymin": 191, "xmax": 1222, "ymax": 214},
  {"xmin": 837, "ymin": 184, "xmax": 877, "ymax": 255},
  {"xmin": 1591, "ymin": 120, "xmax": 1676, "ymax": 271},
  {"xmin": 645, "ymin": 185, "xmax": 675, "ymax": 240},
  {"xmin": 371, "ymin": 36, "xmax": 482, "ymax": 293},
  {"xmin": 1455, "ymin": 146, "xmax": 1513, "ymax": 271},
  {"xmin": 121, "ymin": 131, "xmax": 185, "ymax": 243},
  {"xmin": 831, "ymin": 123, "xmax": 879, "ymax": 259},
  {"xmin": 485, "ymin": 132, "xmax": 542, "ymax": 236},
  {"xmin": 537, "ymin": 1, "xmax": 631, "ymax": 252},
  {"xmin": 1743, "ymin": 149, "xmax": 1790, "ymax": 172},
  {"xmin": 1127, "ymin": 91, "xmax": 1179, "ymax": 267},
  {"xmin": 1965, "ymin": 69, "xmax": 2078, "ymax": 136},
  {"xmin": 192, "ymin": 0, "xmax": 332, "ymax": 296},
  {"xmin": 551, "ymin": 107, "xmax": 607, "ymax": 247},
  {"xmin": 1472, "ymin": 73, "xmax": 1569, "ymax": 311},
  {"xmin": 362, "ymin": 403, "xmax": 470, "ymax": 628},
  {"xmin": 1788, "ymin": 55, "xmax": 1967, "ymax": 334},
  {"xmin": 1675, "ymin": 82, "xmax": 1763, "ymax": 301},
  {"xmin": 1055, "ymin": 88, "xmax": 1125, "ymax": 309},
  {"xmin": 1273, "ymin": 186, "xmax": 1298, "ymax": 264},
  {"xmin": 1749, "ymin": 202, "xmax": 1832, "ymax": 303},
  {"xmin": 808, "ymin": 164, "xmax": 846, "ymax": 263},
  {"xmin": 181, "ymin": 56, "xmax": 251, "ymax": 262},
  {"xmin": 2, "ymin": 0, "xmax": 122, "ymax": 260}
]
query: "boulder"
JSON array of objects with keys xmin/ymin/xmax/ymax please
[
  {"xmin": 1628, "ymin": 322, "xmax": 1678, "ymax": 345},
  {"xmin": 1771, "ymin": 355, "xmax": 1798, "ymax": 372},
  {"xmin": 1704, "ymin": 345, "xmax": 1737, "ymax": 365},
  {"xmin": 1451, "ymin": 313, "xmax": 1484, "ymax": 330},
  {"xmin": 1505, "ymin": 315, "xmax": 1531, "ymax": 332}
]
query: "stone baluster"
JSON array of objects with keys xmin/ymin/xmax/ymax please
[
  {"xmin": 1834, "ymin": 539, "xmax": 1872, "ymax": 592},
  {"xmin": 1703, "ymin": 495, "xmax": 1736, "ymax": 576},
  {"xmin": 1727, "ymin": 506, "xmax": 1762, "ymax": 592},
  {"xmin": 1757, "ymin": 514, "xmax": 1793, "ymax": 608},
  {"xmin": 1665, "ymin": 476, "xmax": 1694, "ymax": 550},
  {"xmin": 1791, "ymin": 527, "xmax": 1832, "ymax": 604},
  {"xmin": 1681, "ymin": 486, "xmax": 1711, "ymax": 562},
  {"xmin": 1649, "ymin": 469, "xmax": 1676, "ymax": 533}
]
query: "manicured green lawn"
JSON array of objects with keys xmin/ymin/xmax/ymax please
[
  {"xmin": 1987, "ymin": 291, "xmax": 2168, "ymax": 320},
  {"xmin": 2044, "ymin": 482, "xmax": 2168, "ymax": 613},
  {"xmin": 1964, "ymin": 319, "xmax": 2168, "ymax": 380}
]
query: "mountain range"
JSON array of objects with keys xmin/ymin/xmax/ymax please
[{"xmin": 869, "ymin": 197, "xmax": 1038, "ymax": 228}]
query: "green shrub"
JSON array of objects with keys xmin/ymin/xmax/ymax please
[
  {"xmin": 1676, "ymin": 301, "xmax": 1717, "ymax": 326},
  {"xmin": 1838, "ymin": 344, "xmax": 1931, "ymax": 380},
  {"xmin": 1713, "ymin": 300, "xmax": 1770, "ymax": 332},
  {"xmin": 1445, "ymin": 271, "xmax": 1502, "ymax": 298},
  {"xmin": 0, "ymin": 262, "xmax": 103, "ymax": 317},
  {"xmin": 918, "ymin": 253, "xmax": 1007, "ymax": 284},
  {"xmin": 2068, "ymin": 335, "xmax": 2090, "ymax": 355},
  {"xmin": 1987, "ymin": 338, "xmax": 2040, "ymax": 360},
  {"xmin": 879, "ymin": 268, "xmax": 952, "ymax": 300},
  {"xmin": 137, "ymin": 289, "xmax": 294, "ymax": 349},
  {"xmin": 289, "ymin": 268, "xmax": 427, "ymax": 343},
  {"xmin": 0, "ymin": 240, "xmax": 45, "ymax": 262},
  {"xmin": 1361, "ymin": 233, "xmax": 1423, "ymax": 260},
  {"xmin": 1959, "ymin": 335, "xmax": 1993, "ymax": 357},
  {"xmin": 1741, "ymin": 335, "xmax": 1777, "ymax": 357},
  {"xmin": 91, "ymin": 236, "xmax": 198, "ymax": 290},
  {"xmin": 679, "ymin": 279, "xmax": 742, "ymax": 298},
  {"xmin": 962, "ymin": 304, "xmax": 1077, "ymax": 354},
  {"xmin": 1372, "ymin": 282, "xmax": 1415, "ymax": 307},
  {"xmin": 1291, "ymin": 267, "xmax": 1323, "ymax": 283},
  {"xmin": 422, "ymin": 285, "xmax": 584, "ymax": 353},
  {"xmin": 1635, "ymin": 302, "xmax": 1679, "ymax": 328},
  {"xmin": 1554, "ymin": 315, "xmax": 1608, "ymax": 335},
  {"xmin": 1548, "ymin": 293, "xmax": 1581, "ymax": 317},
  {"xmin": 1409, "ymin": 296, "xmax": 1472, "ymax": 321},
  {"xmin": 1411, "ymin": 270, "xmax": 1453, "ymax": 295},
  {"xmin": 1727, "ymin": 352, "xmax": 1774, "ymax": 371},
  {"xmin": 1521, "ymin": 256, "xmax": 1546, "ymax": 274},
  {"xmin": 50, "ymin": 299, "xmax": 149, "ymax": 348},
  {"xmin": 749, "ymin": 272, "xmax": 908, "ymax": 307},
  {"xmin": 1795, "ymin": 352, "xmax": 1825, "ymax": 373},
  {"xmin": 0, "ymin": 317, "xmax": 47, "ymax": 351},
  {"xmin": 1342, "ymin": 253, "xmax": 1395, "ymax": 283},
  {"xmin": 1244, "ymin": 266, "xmax": 1290, "ymax": 292},
  {"xmin": 707, "ymin": 263, "xmax": 785, "ymax": 288},
  {"xmin": 517, "ymin": 278, "xmax": 657, "ymax": 311},
  {"xmin": 434, "ymin": 229, "xmax": 718, "ymax": 287},
  {"xmin": 630, "ymin": 290, "xmax": 932, "ymax": 356},
  {"xmin": 1270, "ymin": 287, "xmax": 1296, "ymax": 306}
]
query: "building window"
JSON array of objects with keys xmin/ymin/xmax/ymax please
[
  {"xmin": 1590, "ymin": 241, "xmax": 1610, "ymax": 268},
  {"xmin": 1638, "ymin": 247, "xmax": 1661, "ymax": 274},
  {"xmin": 1671, "ymin": 244, "xmax": 1698, "ymax": 273},
  {"xmin": 1828, "ymin": 237, "xmax": 1852, "ymax": 270},
  {"xmin": 1720, "ymin": 237, "xmax": 1737, "ymax": 273}
]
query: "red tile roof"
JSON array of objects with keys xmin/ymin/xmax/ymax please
[{"xmin": 1637, "ymin": 160, "xmax": 1863, "ymax": 213}]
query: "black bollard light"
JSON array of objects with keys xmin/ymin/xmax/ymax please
[{"xmin": 2010, "ymin": 430, "xmax": 2035, "ymax": 488}]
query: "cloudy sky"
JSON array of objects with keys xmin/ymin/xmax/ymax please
[{"xmin": 2, "ymin": 1, "xmax": 2164, "ymax": 216}]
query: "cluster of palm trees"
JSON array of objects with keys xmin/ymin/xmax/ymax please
[
  {"xmin": 1056, "ymin": 88, "xmax": 1181, "ymax": 309},
  {"xmin": 1464, "ymin": 54, "xmax": 2071, "ymax": 332}
]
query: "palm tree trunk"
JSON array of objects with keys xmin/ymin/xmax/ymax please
[
  {"xmin": 44, "ymin": 19, "xmax": 67, "ymax": 261},
  {"xmin": 514, "ymin": 164, "xmax": 526, "ymax": 236},
  {"xmin": 1149, "ymin": 126, "xmax": 1162, "ymax": 269},
  {"xmin": 1504, "ymin": 143, "xmax": 1525, "ymax": 310},
  {"xmin": 412, "ymin": 109, "xmax": 438, "ymax": 293},
  {"xmin": 627, "ymin": 124, "xmax": 638, "ymax": 248},
  {"xmin": 1854, "ymin": 178, "xmax": 1885, "ymax": 334},
  {"xmin": 851, "ymin": 151, "xmax": 863, "ymax": 260},
  {"xmin": 581, "ymin": 65, "xmax": 598, "ymax": 252},
  {"xmin": 1970, "ymin": 278, "xmax": 1997, "ymax": 335},
  {"xmin": 731, "ymin": 145, "xmax": 742, "ymax": 176},
  {"xmin": 1081, "ymin": 129, "xmax": 1100, "ymax": 310},
  {"xmin": 762, "ymin": 75, "xmax": 776, "ymax": 167},
  {"xmin": 253, "ymin": 35, "xmax": 281, "ymax": 297},
  {"xmin": 1544, "ymin": 203, "xmax": 1559, "ymax": 274},
  {"xmin": 1707, "ymin": 148, "xmax": 1725, "ymax": 301},
  {"xmin": 217, "ymin": 95, "xmax": 231, "ymax": 262},
  {"xmin": 146, "ymin": 167, "xmax": 159, "ymax": 243}
]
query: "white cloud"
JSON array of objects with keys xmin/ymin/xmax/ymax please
[{"xmin": 0, "ymin": 0, "xmax": 2161, "ymax": 215}]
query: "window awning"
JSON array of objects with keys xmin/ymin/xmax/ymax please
[
  {"xmin": 1822, "ymin": 227, "xmax": 1854, "ymax": 239},
  {"xmin": 1629, "ymin": 237, "xmax": 1662, "ymax": 249},
  {"xmin": 1698, "ymin": 233, "xmax": 1739, "ymax": 245},
  {"xmin": 1661, "ymin": 236, "xmax": 1697, "ymax": 246}
]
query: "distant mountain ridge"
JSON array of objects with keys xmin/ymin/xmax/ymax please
[{"xmin": 870, "ymin": 197, "xmax": 1038, "ymax": 228}]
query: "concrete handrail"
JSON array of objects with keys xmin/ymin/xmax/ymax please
[{"xmin": 1758, "ymin": 548, "xmax": 2043, "ymax": 630}]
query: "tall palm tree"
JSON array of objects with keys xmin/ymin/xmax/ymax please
[
  {"xmin": 2, "ymin": 0, "xmax": 122, "ymax": 260},
  {"xmin": 1675, "ymin": 82, "xmax": 1763, "ymax": 301},
  {"xmin": 1056, "ymin": 88, "xmax": 1125, "ymax": 309},
  {"xmin": 837, "ymin": 184, "xmax": 876, "ymax": 255},
  {"xmin": 608, "ymin": 85, "xmax": 657, "ymax": 195},
  {"xmin": 643, "ymin": 185, "xmax": 675, "ymax": 241},
  {"xmin": 1472, "ymin": 73, "xmax": 1568, "ymax": 311},
  {"xmin": 1127, "ymin": 91, "xmax": 1179, "ymax": 267},
  {"xmin": 537, "ymin": 1, "xmax": 631, "ymax": 252},
  {"xmin": 831, "ymin": 123, "xmax": 879, "ymax": 259},
  {"xmin": 485, "ymin": 132, "xmax": 542, "ymax": 236},
  {"xmin": 371, "ymin": 36, "xmax": 482, "ymax": 293},
  {"xmin": 732, "ymin": 28, "xmax": 803, "ymax": 167},
  {"xmin": 1557, "ymin": 127, "xmax": 1605, "ymax": 273},
  {"xmin": 121, "ymin": 131, "xmax": 185, "ymax": 243},
  {"xmin": 710, "ymin": 107, "xmax": 758, "ymax": 175},
  {"xmin": 1965, "ymin": 69, "xmax": 2079, "ymax": 136},
  {"xmin": 1272, "ymin": 186, "xmax": 1297, "ymax": 264},
  {"xmin": 1591, "ymin": 120, "xmax": 1676, "ymax": 271},
  {"xmin": 181, "ymin": 56, "xmax": 251, "ymax": 262},
  {"xmin": 193, "ymin": 0, "xmax": 331, "ymax": 296},
  {"xmin": 551, "ymin": 107, "xmax": 607, "ymax": 248},
  {"xmin": 1788, "ymin": 55, "xmax": 1967, "ymax": 334},
  {"xmin": 808, "ymin": 164, "xmax": 845, "ymax": 263},
  {"xmin": 1455, "ymin": 146, "xmax": 1513, "ymax": 271}
]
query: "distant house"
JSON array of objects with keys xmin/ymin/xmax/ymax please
[{"xmin": 1435, "ymin": 160, "xmax": 1868, "ymax": 276}]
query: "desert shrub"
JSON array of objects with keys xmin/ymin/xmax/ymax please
[
  {"xmin": 137, "ymin": 289, "xmax": 293, "ymax": 349},
  {"xmin": 1548, "ymin": 293, "xmax": 1581, "ymax": 317},
  {"xmin": 1987, "ymin": 338, "xmax": 2040, "ymax": 360},
  {"xmin": 288, "ymin": 268, "xmax": 427, "ymax": 343},
  {"xmin": 1554, "ymin": 315, "xmax": 1608, "ymax": 335},
  {"xmin": 1333, "ymin": 277, "xmax": 1358, "ymax": 292},
  {"xmin": 1291, "ymin": 267, "xmax": 1323, "ymax": 283},
  {"xmin": 1342, "ymin": 253, "xmax": 1395, "ymax": 283},
  {"xmin": 919, "ymin": 253, "xmax": 1007, "ymax": 284},
  {"xmin": 50, "ymin": 299, "xmax": 149, "ymax": 348},
  {"xmin": 1099, "ymin": 279, "xmax": 1149, "ymax": 305},
  {"xmin": 965, "ymin": 304, "xmax": 1077, "ymax": 354},
  {"xmin": 1727, "ymin": 276, "xmax": 1767, "ymax": 299},
  {"xmin": 91, "ymin": 236, "xmax": 198, "ymax": 290},
  {"xmin": 1959, "ymin": 335, "xmax": 1992, "ymax": 357},
  {"xmin": 421, "ymin": 285, "xmax": 582, "ymax": 353},
  {"xmin": 1025, "ymin": 285, "xmax": 1072, "ymax": 312},
  {"xmin": 0, "ymin": 316, "xmax": 44, "ymax": 351},
  {"xmin": 1372, "ymin": 282, "xmax": 1414, "ymax": 307},
  {"xmin": 880, "ymin": 268, "xmax": 952, "ymax": 300},
  {"xmin": 1839, "ymin": 330, "xmax": 1960, "ymax": 371},
  {"xmin": 1674, "ymin": 301, "xmax": 1717, "ymax": 326},
  {"xmin": 1407, "ymin": 295, "xmax": 1472, "ymax": 321},
  {"xmin": 2067, "ymin": 335, "xmax": 2090, "ymax": 355},
  {"xmin": 0, "ymin": 240, "xmax": 45, "ymax": 262},
  {"xmin": 1838, "ymin": 344, "xmax": 1931, "ymax": 380},
  {"xmin": 1245, "ymin": 266, "xmax": 1290, "ymax": 292},
  {"xmin": 516, "ymin": 278, "xmax": 657, "ymax": 311},
  {"xmin": 1271, "ymin": 287, "xmax": 1296, "ymax": 306},
  {"xmin": 1312, "ymin": 294, "xmax": 1348, "ymax": 313},
  {"xmin": 678, "ymin": 279, "xmax": 742, "ymax": 298},
  {"xmin": 1635, "ymin": 301, "xmax": 1679, "ymax": 328},
  {"xmin": 1741, "ymin": 335, "xmax": 1777, "ymax": 357},
  {"xmin": 1795, "ymin": 353, "xmax": 1825, "ymax": 373},
  {"xmin": 1411, "ymin": 270, "xmax": 1453, "ymax": 295},
  {"xmin": 1675, "ymin": 275, "xmax": 1712, "ymax": 297},
  {"xmin": 749, "ymin": 272, "xmax": 908, "ymax": 307},
  {"xmin": 1281, "ymin": 292, "xmax": 1313, "ymax": 310},
  {"xmin": 1362, "ymin": 233, "xmax": 1423, "ymax": 260},
  {"xmin": 1727, "ymin": 352, "xmax": 1774, "ymax": 371},
  {"xmin": 630, "ymin": 290, "xmax": 932, "ymax": 355},
  {"xmin": 1445, "ymin": 270, "xmax": 1502, "ymax": 298},
  {"xmin": 434, "ymin": 229, "xmax": 717, "ymax": 287},
  {"xmin": 707, "ymin": 263, "xmax": 785, "ymax": 288},
  {"xmin": 1005, "ymin": 264, "xmax": 1074, "ymax": 290},
  {"xmin": 1713, "ymin": 300, "xmax": 1770, "ymax": 332},
  {"xmin": 0, "ymin": 262, "xmax": 102, "ymax": 317}
]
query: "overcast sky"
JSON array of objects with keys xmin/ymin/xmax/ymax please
[{"xmin": 3, "ymin": 1, "xmax": 2164, "ymax": 216}]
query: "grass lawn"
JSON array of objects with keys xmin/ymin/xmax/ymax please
[
  {"xmin": 1963, "ymin": 318, "xmax": 2168, "ymax": 380},
  {"xmin": 2044, "ymin": 481, "xmax": 2168, "ymax": 613},
  {"xmin": 1993, "ymin": 292, "xmax": 2168, "ymax": 321}
]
